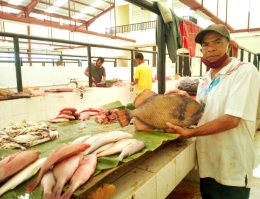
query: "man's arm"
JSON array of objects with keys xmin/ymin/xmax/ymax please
[
  {"xmin": 131, "ymin": 79, "xmax": 138, "ymax": 86},
  {"xmin": 165, "ymin": 114, "xmax": 241, "ymax": 138},
  {"xmin": 84, "ymin": 68, "xmax": 95, "ymax": 81}
]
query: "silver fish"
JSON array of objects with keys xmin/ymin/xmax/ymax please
[
  {"xmin": 83, "ymin": 131, "xmax": 133, "ymax": 155},
  {"xmin": 117, "ymin": 140, "xmax": 146, "ymax": 161}
]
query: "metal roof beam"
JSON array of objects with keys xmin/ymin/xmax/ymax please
[
  {"xmin": 17, "ymin": 0, "xmax": 41, "ymax": 18},
  {"xmin": 82, "ymin": 4, "xmax": 115, "ymax": 30},
  {"xmin": 0, "ymin": 13, "xmax": 136, "ymax": 43}
]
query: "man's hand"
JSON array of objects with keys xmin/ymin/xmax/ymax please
[
  {"xmin": 164, "ymin": 122, "xmax": 191, "ymax": 138},
  {"xmin": 164, "ymin": 88, "xmax": 189, "ymax": 97}
]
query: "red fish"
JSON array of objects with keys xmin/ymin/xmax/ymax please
[
  {"xmin": 60, "ymin": 154, "xmax": 97, "ymax": 199},
  {"xmin": 0, "ymin": 150, "xmax": 41, "ymax": 183},
  {"xmin": 25, "ymin": 142, "xmax": 90, "ymax": 193},
  {"xmin": 50, "ymin": 153, "xmax": 83, "ymax": 198}
]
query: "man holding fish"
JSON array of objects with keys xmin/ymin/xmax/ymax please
[{"xmin": 165, "ymin": 24, "xmax": 260, "ymax": 199}]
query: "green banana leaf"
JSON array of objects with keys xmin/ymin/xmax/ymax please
[{"xmin": 0, "ymin": 101, "xmax": 179, "ymax": 199}]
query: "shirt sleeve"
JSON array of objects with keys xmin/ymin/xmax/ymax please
[{"xmin": 225, "ymin": 63, "xmax": 260, "ymax": 121}]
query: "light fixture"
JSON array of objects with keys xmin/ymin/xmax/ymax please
[{"xmin": 9, "ymin": 0, "xmax": 24, "ymax": 5}]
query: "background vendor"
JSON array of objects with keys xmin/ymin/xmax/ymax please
[{"xmin": 84, "ymin": 57, "xmax": 106, "ymax": 84}]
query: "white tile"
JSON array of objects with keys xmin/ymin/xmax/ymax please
[
  {"xmin": 136, "ymin": 150, "xmax": 174, "ymax": 173},
  {"xmin": 0, "ymin": 116, "xmax": 5, "ymax": 129},
  {"xmin": 134, "ymin": 176, "xmax": 157, "ymax": 199},
  {"xmin": 27, "ymin": 96, "xmax": 41, "ymax": 112},
  {"xmin": 3, "ymin": 116, "xmax": 13, "ymax": 127},
  {"xmin": 52, "ymin": 94, "xmax": 66, "ymax": 109},
  {"xmin": 12, "ymin": 98, "xmax": 28, "ymax": 115},
  {"xmin": 156, "ymin": 160, "xmax": 176, "ymax": 199},
  {"xmin": 175, "ymin": 145, "xmax": 190, "ymax": 185},
  {"xmin": 108, "ymin": 168, "xmax": 154, "ymax": 199},
  {"xmin": 12, "ymin": 114, "xmax": 28, "ymax": 124},
  {"xmin": 0, "ymin": 100, "xmax": 13, "ymax": 117},
  {"xmin": 41, "ymin": 95, "xmax": 53, "ymax": 111},
  {"xmin": 27, "ymin": 111, "xmax": 40, "ymax": 122},
  {"xmin": 38, "ymin": 110, "xmax": 47, "ymax": 121}
]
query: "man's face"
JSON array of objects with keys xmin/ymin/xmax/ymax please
[
  {"xmin": 96, "ymin": 60, "xmax": 103, "ymax": 68},
  {"xmin": 200, "ymin": 32, "xmax": 230, "ymax": 62},
  {"xmin": 135, "ymin": 58, "xmax": 141, "ymax": 65}
]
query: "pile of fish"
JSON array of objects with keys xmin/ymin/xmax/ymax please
[
  {"xmin": 0, "ymin": 131, "xmax": 146, "ymax": 198},
  {"xmin": 0, "ymin": 120, "xmax": 59, "ymax": 150},
  {"xmin": 49, "ymin": 107, "xmax": 78, "ymax": 123},
  {"xmin": 49, "ymin": 107, "xmax": 118, "ymax": 124},
  {"xmin": 116, "ymin": 89, "xmax": 204, "ymax": 131}
]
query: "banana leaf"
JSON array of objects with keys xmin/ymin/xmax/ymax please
[{"xmin": 0, "ymin": 101, "xmax": 179, "ymax": 199}]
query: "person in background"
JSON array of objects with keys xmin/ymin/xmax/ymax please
[
  {"xmin": 84, "ymin": 57, "xmax": 106, "ymax": 84},
  {"xmin": 164, "ymin": 24, "xmax": 260, "ymax": 199},
  {"xmin": 131, "ymin": 52, "xmax": 153, "ymax": 94},
  {"xmin": 56, "ymin": 60, "xmax": 63, "ymax": 66}
]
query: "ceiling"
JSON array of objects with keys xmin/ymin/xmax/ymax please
[
  {"xmin": 0, "ymin": 0, "xmax": 137, "ymax": 42},
  {"xmin": 0, "ymin": 0, "xmax": 260, "ymax": 41}
]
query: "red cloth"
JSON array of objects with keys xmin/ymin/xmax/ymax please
[
  {"xmin": 179, "ymin": 19, "xmax": 200, "ymax": 57},
  {"xmin": 230, "ymin": 40, "xmax": 239, "ymax": 58}
]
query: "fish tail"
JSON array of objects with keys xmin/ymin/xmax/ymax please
[
  {"xmin": 60, "ymin": 186, "xmax": 74, "ymax": 199},
  {"xmin": 115, "ymin": 110, "xmax": 131, "ymax": 127},
  {"xmin": 117, "ymin": 153, "xmax": 124, "ymax": 161},
  {"xmin": 25, "ymin": 179, "xmax": 39, "ymax": 193},
  {"xmin": 42, "ymin": 193, "xmax": 51, "ymax": 199},
  {"xmin": 50, "ymin": 186, "xmax": 62, "ymax": 199}
]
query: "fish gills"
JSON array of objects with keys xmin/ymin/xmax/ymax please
[
  {"xmin": 60, "ymin": 154, "xmax": 97, "ymax": 199},
  {"xmin": 0, "ymin": 150, "xmax": 41, "ymax": 183},
  {"xmin": 25, "ymin": 142, "xmax": 90, "ymax": 193}
]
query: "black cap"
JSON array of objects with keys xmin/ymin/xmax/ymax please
[{"xmin": 195, "ymin": 24, "xmax": 230, "ymax": 44}]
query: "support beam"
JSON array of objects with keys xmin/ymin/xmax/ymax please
[
  {"xmin": 83, "ymin": 4, "xmax": 115, "ymax": 29},
  {"xmin": 0, "ymin": 13, "xmax": 136, "ymax": 43},
  {"xmin": 17, "ymin": 0, "xmax": 41, "ymax": 18}
]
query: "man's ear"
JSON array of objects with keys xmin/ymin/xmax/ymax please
[{"xmin": 227, "ymin": 42, "xmax": 232, "ymax": 53}]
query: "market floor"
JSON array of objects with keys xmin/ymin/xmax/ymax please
[{"xmin": 166, "ymin": 131, "xmax": 260, "ymax": 199}]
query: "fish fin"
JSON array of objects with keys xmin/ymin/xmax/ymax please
[
  {"xmin": 25, "ymin": 179, "xmax": 39, "ymax": 193},
  {"xmin": 134, "ymin": 119, "xmax": 154, "ymax": 132},
  {"xmin": 134, "ymin": 89, "xmax": 157, "ymax": 107},
  {"xmin": 115, "ymin": 110, "xmax": 131, "ymax": 127}
]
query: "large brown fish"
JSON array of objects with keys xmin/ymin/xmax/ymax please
[{"xmin": 116, "ymin": 89, "xmax": 204, "ymax": 131}]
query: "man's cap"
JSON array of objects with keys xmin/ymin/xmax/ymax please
[{"xmin": 195, "ymin": 24, "xmax": 230, "ymax": 44}]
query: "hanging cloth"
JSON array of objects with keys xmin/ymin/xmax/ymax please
[
  {"xmin": 230, "ymin": 40, "xmax": 239, "ymax": 58},
  {"xmin": 179, "ymin": 19, "xmax": 200, "ymax": 57}
]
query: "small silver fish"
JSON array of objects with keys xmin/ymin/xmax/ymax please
[{"xmin": 117, "ymin": 140, "xmax": 146, "ymax": 161}]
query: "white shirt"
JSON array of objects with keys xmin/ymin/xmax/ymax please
[{"xmin": 196, "ymin": 58, "xmax": 260, "ymax": 187}]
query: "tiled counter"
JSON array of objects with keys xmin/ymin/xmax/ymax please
[
  {"xmin": 101, "ymin": 138, "xmax": 196, "ymax": 199},
  {"xmin": 0, "ymin": 86, "xmax": 136, "ymax": 129}
]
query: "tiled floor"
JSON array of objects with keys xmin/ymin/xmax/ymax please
[{"xmin": 167, "ymin": 131, "xmax": 260, "ymax": 199}]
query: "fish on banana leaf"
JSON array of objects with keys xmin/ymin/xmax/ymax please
[{"xmin": 116, "ymin": 89, "xmax": 204, "ymax": 131}]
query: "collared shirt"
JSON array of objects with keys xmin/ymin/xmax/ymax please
[{"xmin": 196, "ymin": 58, "xmax": 260, "ymax": 187}]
